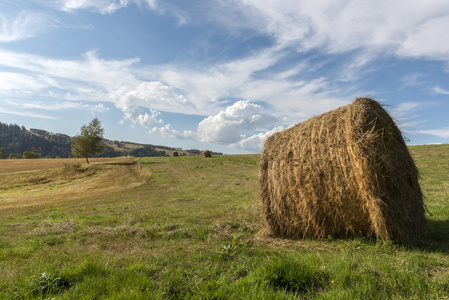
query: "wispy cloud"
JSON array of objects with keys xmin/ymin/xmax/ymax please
[
  {"xmin": 389, "ymin": 101, "xmax": 430, "ymax": 134},
  {"xmin": 400, "ymin": 73, "xmax": 425, "ymax": 89},
  {"xmin": 234, "ymin": 1, "xmax": 449, "ymax": 60},
  {"xmin": 58, "ymin": 0, "xmax": 131, "ymax": 14},
  {"xmin": 416, "ymin": 128, "xmax": 449, "ymax": 139},
  {"xmin": 391, "ymin": 102, "xmax": 423, "ymax": 119},
  {"xmin": 0, "ymin": 11, "xmax": 49, "ymax": 42},
  {"xmin": 6, "ymin": 99, "xmax": 109, "ymax": 112},
  {"xmin": 433, "ymin": 86, "xmax": 449, "ymax": 95},
  {"xmin": 0, "ymin": 107, "xmax": 59, "ymax": 120}
]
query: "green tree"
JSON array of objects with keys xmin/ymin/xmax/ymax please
[
  {"xmin": 23, "ymin": 151, "xmax": 39, "ymax": 159},
  {"xmin": 71, "ymin": 118, "xmax": 105, "ymax": 164},
  {"xmin": 9, "ymin": 153, "xmax": 21, "ymax": 159},
  {"xmin": 0, "ymin": 148, "xmax": 5, "ymax": 159}
]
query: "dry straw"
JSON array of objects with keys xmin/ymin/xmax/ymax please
[
  {"xmin": 260, "ymin": 97, "xmax": 427, "ymax": 240},
  {"xmin": 201, "ymin": 150, "xmax": 212, "ymax": 158}
]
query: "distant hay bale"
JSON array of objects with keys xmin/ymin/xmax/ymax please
[
  {"xmin": 172, "ymin": 152, "xmax": 179, "ymax": 157},
  {"xmin": 259, "ymin": 97, "xmax": 427, "ymax": 240},
  {"xmin": 201, "ymin": 150, "xmax": 212, "ymax": 158}
]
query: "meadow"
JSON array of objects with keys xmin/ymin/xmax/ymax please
[{"xmin": 0, "ymin": 145, "xmax": 449, "ymax": 299}]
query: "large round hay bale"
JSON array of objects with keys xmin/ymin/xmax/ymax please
[
  {"xmin": 201, "ymin": 150, "xmax": 212, "ymax": 158},
  {"xmin": 260, "ymin": 97, "xmax": 427, "ymax": 240}
]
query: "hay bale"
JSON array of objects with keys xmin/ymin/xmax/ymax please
[
  {"xmin": 172, "ymin": 151, "xmax": 179, "ymax": 157},
  {"xmin": 201, "ymin": 150, "xmax": 212, "ymax": 158},
  {"xmin": 260, "ymin": 97, "xmax": 427, "ymax": 240}
]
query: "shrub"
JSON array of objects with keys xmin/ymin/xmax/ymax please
[
  {"xmin": 23, "ymin": 151, "xmax": 39, "ymax": 159},
  {"xmin": 62, "ymin": 162, "xmax": 83, "ymax": 173}
]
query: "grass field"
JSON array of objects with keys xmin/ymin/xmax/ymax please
[{"xmin": 1, "ymin": 145, "xmax": 449, "ymax": 299}]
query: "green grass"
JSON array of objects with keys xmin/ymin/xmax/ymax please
[{"xmin": 1, "ymin": 146, "xmax": 449, "ymax": 299}]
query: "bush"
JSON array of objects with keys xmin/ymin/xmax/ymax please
[
  {"xmin": 62, "ymin": 163, "xmax": 83, "ymax": 173},
  {"xmin": 23, "ymin": 151, "xmax": 39, "ymax": 159},
  {"xmin": 9, "ymin": 153, "xmax": 21, "ymax": 159}
]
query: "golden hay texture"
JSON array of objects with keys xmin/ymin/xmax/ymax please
[
  {"xmin": 172, "ymin": 152, "xmax": 179, "ymax": 157},
  {"xmin": 260, "ymin": 97, "xmax": 427, "ymax": 240},
  {"xmin": 201, "ymin": 150, "xmax": 212, "ymax": 158}
]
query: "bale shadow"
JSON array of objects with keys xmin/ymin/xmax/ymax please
[{"xmin": 398, "ymin": 218, "xmax": 449, "ymax": 253}]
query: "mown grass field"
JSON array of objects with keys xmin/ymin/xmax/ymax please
[{"xmin": 1, "ymin": 145, "xmax": 449, "ymax": 299}]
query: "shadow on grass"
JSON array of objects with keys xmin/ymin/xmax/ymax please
[
  {"xmin": 398, "ymin": 218, "xmax": 449, "ymax": 253},
  {"xmin": 139, "ymin": 161, "xmax": 165, "ymax": 166},
  {"xmin": 102, "ymin": 161, "xmax": 138, "ymax": 166}
]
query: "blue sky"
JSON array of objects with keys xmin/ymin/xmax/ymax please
[{"xmin": 1, "ymin": 0, "xmax": 449, "ymax": 154}]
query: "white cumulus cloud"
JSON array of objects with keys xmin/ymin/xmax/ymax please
[
  {"xmin": 152, "ymin": 124, "xmax": 197, "ymax": 140},
  {"xmin": 112, "ymin": 81, "xmax": 192, "ymax": 129},
  {"xmin": 197, "ymin": 100, "xmax": 280, "ymax": 145},
  {"xmin": 234, "ymin": 125, "xmax": 285, "ymax": 152}
]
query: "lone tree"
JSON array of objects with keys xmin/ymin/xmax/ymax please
[{"xmin": 72, "ymin": 118, "xmax": 105, "ymax": 164}]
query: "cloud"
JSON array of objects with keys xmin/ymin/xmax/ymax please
[
  {"xmin": 112, "ymin": 81, "xmax": 194, "ymax": 129},
  {"xmin": 0, "ymin": 11, "xmax": 48, "ymax": 42},
  {"xmin": 0, "ymin": 72, "xmax": 60, "ymax": 91},
  {"xmin": 0, "ymin": 107, "xmax": 59, "ymax": 120},
  {"xmin": 235, "ymin": 1, "xmax": 449, "ymax": 60},
  {"xmin": 197, "ymin": 100, "xmax": 280, "ymax": 144},
  {"xmin": 433, "ymin": 86, "xmax": 449, "ymax": 95},
  {"xmin": 152, "ymin": 124, "xmax": 197, "ymax": 140},
  {"xmin": 154, "ymin": 50, "xmax": 349, "ymax": 119},
  {"xmin": 2, "ymin": 1, "xmax": 448, "ymax": 151},
  {"xmin": 5, "ymin": 99, "xmax": 109, "ymax": 112},
  {"xmin": 50, "ymin": 1, "xmax": 449, "ymax": 65},
  {"xmin": 233, "ymin": 125, "xmax": 285, "ymax": 152},
  {"xmin": 153, "ymin": 47, "xmax": 282, "ymax": 113},
  {"xmin": 0, "ymin": 47, "xmax": 345, "ymax": 152},
  {"xmin": 113, "ymin": 81, "xmax": 190, "ymax": 115},
  {"xmin": 0, "ymin": 50, "xmax": 140, "ymax": 92},
  {"xmin": 400, "ymin": 73, "xmax": 426, "ymax": 89},
  {"xmin": 416, "ymin": 128, "xmax": 449, "ymax": 139},
  {"xmin": 391, "ymin": 102, "xmax": 423, "ymax": 120},
  {"xmin": 123, "ymin": 107, "xmax": 162, "ymax": 128},
  {"xmin": 147, "ymin": 100, "xmax": 286, "ymax": 152},
  {"xmin": 389, "ymin": 101, "xmax": 430, "ymax": 134},
  {"xmin": 58, "ymin": 0, "xmax": 131, "ymax": 14}
]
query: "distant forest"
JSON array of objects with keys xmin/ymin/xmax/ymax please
[{"xmin": 0, "ymin": 122, "xmax": 220, "ymax": 159}]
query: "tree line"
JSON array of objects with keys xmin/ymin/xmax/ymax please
[
  {"xmin": 1, "ymin": 120, "xmax": 220, "ymax": 159},
  {"xmin": 0, "ymin": 123, "xmax": 72, "ymax": 158},
  {"xmin": 0, "ymin": 120, "xmax": 168, "ymax": 159}
]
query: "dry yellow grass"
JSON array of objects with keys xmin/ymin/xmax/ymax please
[
  {"xmin": 0, "ymin": 157, "xmax": 150, "ymax": 214},
  {"xmin": 0, "ymin": 158, "xmax": 90, "ymax": 174}
]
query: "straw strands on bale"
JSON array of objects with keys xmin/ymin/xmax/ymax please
[
  {"xmin": 259, "ymin": 97, "xmax": 427, "ymax": 240},
  {"xmin": 201, "ymin": 150, "xmax": 212, "ymax": 158}
]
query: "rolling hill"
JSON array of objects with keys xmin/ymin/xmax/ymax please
[{"xmin": 0, "ymin": 121, "xmax": 222, "ymax": 158}]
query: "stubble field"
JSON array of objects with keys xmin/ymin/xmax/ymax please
[{"xmin": 1, "ymin": 145, "xmax": 449, "ymax": 299}]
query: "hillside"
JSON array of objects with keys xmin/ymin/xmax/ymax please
[
  {"xmin": 0, "ymin": 121, "xmax": 222, "ymax": 158},
  {"xmin": 0, "ymin": 145, "xmax": 448, "ymax": 299}
]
